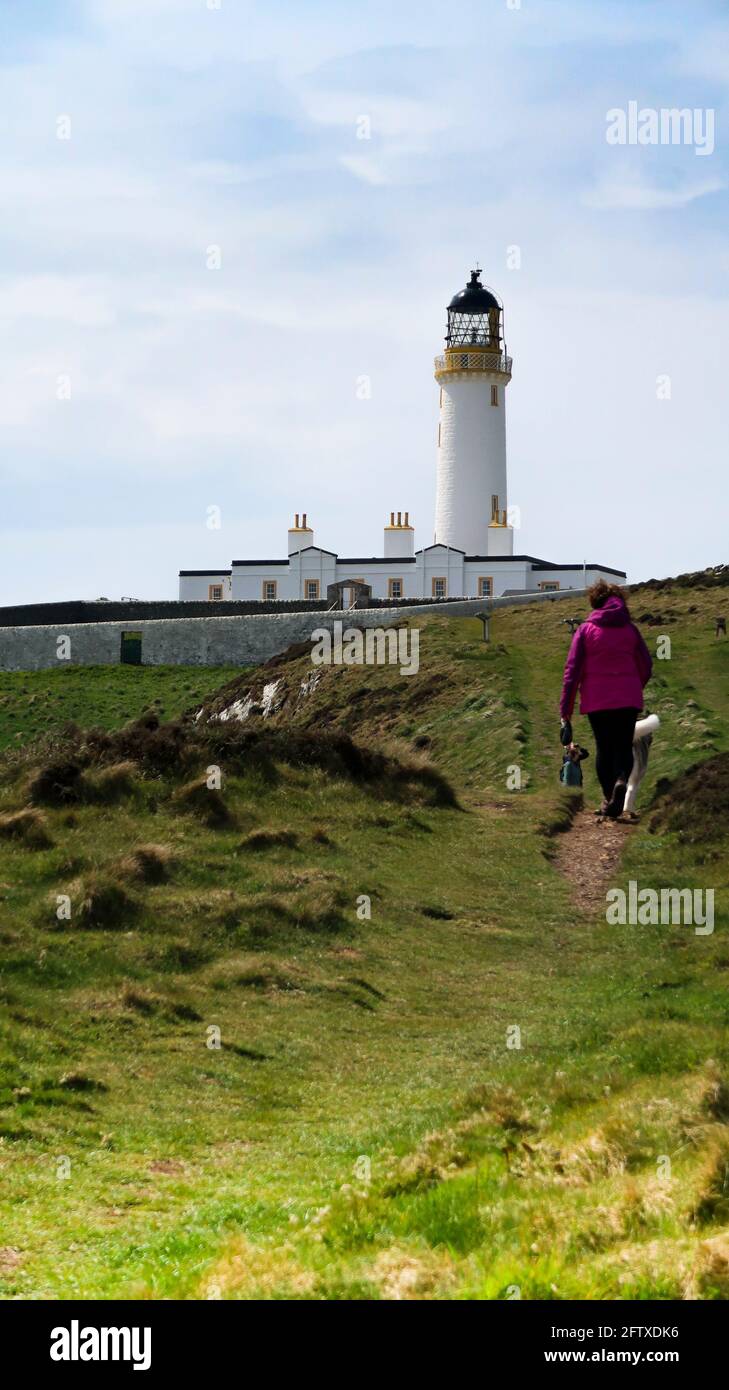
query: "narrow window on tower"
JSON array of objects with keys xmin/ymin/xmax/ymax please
[
  {"xmin": 491, "ymin": 384, "xmax": 498, "ymax": 407},
  {"xmin": 438, "ymin": 422, "xmax": 441, "ymax": 447},
  {"xmin": 439, "ymin": 387, "xmax": 443, "ymax": 407}
]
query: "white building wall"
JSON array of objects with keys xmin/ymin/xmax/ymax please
[
  {"xmin": 231, "ymin": 565, "xmax": 292, "ymax": 601},
  {"xmin": 419, "ymin": 546, "xmax": 466, "ymax": 599},
  {"xmin": 528, "ymin": 567, "xmax": 617, "ymax": 592},
  {"xmin": 178, "ymin": 573, "xmax": 231, "ymax": 600},
  {"xmin": 434, "ymin": 374, "xmax": 508, "ymax": 555},
  {"xmin": 335, "ymin": 563, "xmax": 418, "ymax": 600},
  {"xmin": 462, "ymin": 561, "xmax": 531, "ymax": 598}
]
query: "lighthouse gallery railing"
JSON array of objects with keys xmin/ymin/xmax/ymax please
[{"xmin": 434, "ymin": 350, "xmax": 512, "ymax": 374}]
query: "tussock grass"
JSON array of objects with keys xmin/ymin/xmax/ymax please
[
  {"xmin": 74, "ymin": 874, "xmax": 139, "ymax": 929},
  {"xmin": 0, "ymin": 808, "xmax": 52, "ymax": 849},
  {"xmin": 239, "ymin": 827, "xmax": 299, "ymax": 851},
  {"xmin": 82, "ymin": 760, "xmax": 138, "ymax": 803},
  {"xmin": 171, "ymin": 777, "xmax": 233, "ymax": 827},
  {"xmin": 116, "ymin": 843, "xmax": 174, "ymax": 883},
  {"xmin": 692, "ymin": 1137, "xmax": 729, "ymax": 1225}
]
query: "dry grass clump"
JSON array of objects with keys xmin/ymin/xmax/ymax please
[
  {"xmin": 198, "ymin": 1236, "xmax": 317, "ymax": 1301},
  {"xmin": 82, "ymin": 760, "xmax": 138, "ymax": 803},
  {"xmin": 692, "ymin": 1233, "xmax": 729, "ymax": 1298},
  {"xmin": 699, "ymin": 1060, "xmax": 729, "ymax": 1123},
  {"xmin": 373, "ymin": 1246, "xmax": 456, "ymax": 1301},
  {"xmin": 692, "ymin": 1135, "xmax": 729, "ymax": 1226},
  {"xmin": 0, "ymin": 807, "xmax": 53, "ymax": 849},
  {"xmin": 381, "ymin": 1129, "xmax": 469, "ymax": 1197},
  {"xmin": 239, "ymin": 826, "xmax": 299, "ymax": 851},
  {"xmin": 116, "ymin": 843, "xmax": 174, "ymax": 883},
  {"xmin": 229, "ymin": 960, "xmax": 304, "ymax": 992},
  {"xmin": 247, "ymin": 883, "xmax": 350, "ymax": 939},
  {"xmin": 75, "ymin": 874, "xmax": 138, "ymax": 929},
  {"xmin": 171, "ymin": 777, "xmax": 233, "ymax": 827},
  {"xmin": 203, "ymin": 726, "xmax": 458, "ymax": 808}
]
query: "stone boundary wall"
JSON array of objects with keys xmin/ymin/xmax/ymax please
[
  {"xmin": 0, "ymin": 593, "xmax": 480, "ymax": 628},
  {"xmin": 0, "ymin": 588, "xmax": 587, "ymax": 673}
]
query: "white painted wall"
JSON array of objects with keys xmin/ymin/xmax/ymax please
[
  {"xmin": 178, "ymin": 573, "xmax": 231, "ymax": 600},
  {"xmin": 383, "ymin": 526, "xmax": 415, "ymax": 558},
  {"xmin": 434, "ymin": 373, "xmax": 508, "ymax": 555}
]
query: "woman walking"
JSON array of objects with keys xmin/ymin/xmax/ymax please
[{"xmin": 559, "ymin": 581, "xmax": 653, "ymax": 818}]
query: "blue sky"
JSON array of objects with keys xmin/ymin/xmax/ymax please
[{"xmin": 1, "ymin": 0, "xmax": 727, "ymax": 602}]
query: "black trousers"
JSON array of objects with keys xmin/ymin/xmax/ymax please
[{"xmin": 587, "ymin": 707, "xmax": 639, "ymax": 800}]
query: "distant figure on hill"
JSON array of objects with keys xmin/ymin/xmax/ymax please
[
  {"xmin": 716, "ymin": 616, "xmax": 726, "ymax": 637},
  {"xmin": 559, "ymin": 580, "xmax": 653, "ymax": 818}
]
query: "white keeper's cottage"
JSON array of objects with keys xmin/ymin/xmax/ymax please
[{"xmin": 179, "ymin": 269, "xmax": 625, "ymax": 606}]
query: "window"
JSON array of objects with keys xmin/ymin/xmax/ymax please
[
  {"xmin": 478, "ymin": 577, "xmax": 493, "ymax": 597},
  {"xmin": 432, "ymin": 577, "xmax": 447, "ymax": 598},
  {"xmin": 262, "ymin": 580, "xmax": 277, "ymax": 601},
  {"xmin": 388, "ymin": 578, "xmax": 403, "ymax": 599},
  {"xmin": 305, "ymin": 579, "xmax": 320, "ymax": 601},
  {"xmin": 439, "ymin": 387, "xmax": 443, "ymax": 407},
  {"xmin": 538, "ymin": 581, "xmax": 560, "ymax": 592},
  {"xmin": 437, "ymin": 422, "xmax": 441, "ymax": 447},
  {"xmin": 208, "ymin": 584, "xmax": 223, "ymax": 601},
  {"xmin": 491, "ymin": 385, "xmax": 499, "ymax": 407}
]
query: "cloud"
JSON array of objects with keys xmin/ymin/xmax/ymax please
[
  {"xmin": 584, "ymin": 168, "xmax": 725, "ymax": 209},
  {"xmin": 0, "ymin": 0, "xmax": 728, "ymax": 604}
]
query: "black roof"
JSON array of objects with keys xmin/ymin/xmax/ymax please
[
  {"xmin": 337, "ymin": 557, "xmax": 417, "ymax": 565},
  {"xmin": 448, "ymin": 268, "xmax": 499, "ymax": 314},
  {"xmin": 179, "ymin": 570, "xmax": 231, "ymax": 577},
  {"xmin": 531, "ymin": 562, "xmax": 627, "ymax": 577}
]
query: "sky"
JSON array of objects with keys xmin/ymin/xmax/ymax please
[{"xmin": 1, "ymin": 0, "xmax": 728, "ymax": 603}]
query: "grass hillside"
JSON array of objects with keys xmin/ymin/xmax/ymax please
[
  {"xmin": 0, "ymin": 576, "xmax": 728, "ymax": 1300},
  {"xmin": 0, "ymin": 665, "xmax": 241, "ymax": 753}
]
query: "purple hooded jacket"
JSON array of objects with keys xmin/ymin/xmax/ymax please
[{"xmin": 560, "ymin": 595, "xmax": 652, "ymax": 719}]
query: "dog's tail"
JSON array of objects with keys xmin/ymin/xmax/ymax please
[{"xmin": 634, "ymin": 713, "xmax": 660, "ymax": 742}]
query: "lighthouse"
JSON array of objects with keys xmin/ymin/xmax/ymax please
[{"xmin": 433, "ymin": 268, "xmax": 514, "ymax": 557}]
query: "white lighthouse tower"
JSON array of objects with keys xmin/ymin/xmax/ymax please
[{"xmin": 433, "ymin": 268, "xmax": 514, "ymax": 557}]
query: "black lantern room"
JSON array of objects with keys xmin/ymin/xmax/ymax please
[{"xmin": 445, "ymin": 268, "xmax": 503, "ymax": 349}]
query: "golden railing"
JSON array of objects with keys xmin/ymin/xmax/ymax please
[{"xmin": 434, "ymin": 350, "xmax": 512, "ymax": 375}]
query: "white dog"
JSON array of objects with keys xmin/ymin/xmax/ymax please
[{"xmin": 623, "ymin": 713, "xmax": 660, "ymax": 817}]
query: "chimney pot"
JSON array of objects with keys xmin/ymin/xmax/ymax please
[
  {"xmin": 294, "ymin": 513, "xmax": 299, "ymax": 528},
  {"xmin": 404, "ymin": 511, "xmax": 409, "ymax": 527},
  {"xmin": 302, "ymin": 512, "xmax": 307, "ymax": 528},
  {"xmin": 397, "ymin": 511, "xmax": 402, "ymax": 526}
]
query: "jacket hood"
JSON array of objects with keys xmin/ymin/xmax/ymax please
[{"xmin": 587, "ymin": 595, "xmax": 630, "ymax": 627}]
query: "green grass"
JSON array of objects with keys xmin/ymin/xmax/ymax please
[
  {"xmin": 0, "ymin": 665, "xmax": 242, "ymax": 752},
  {"xmin": 0, "ymin": 579, "xmax": 727, "ymax": 1299}
]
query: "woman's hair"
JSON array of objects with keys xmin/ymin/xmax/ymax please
[{"xmin": 587, "ymin": 578, "xmax": 626, "ymax": 609}]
